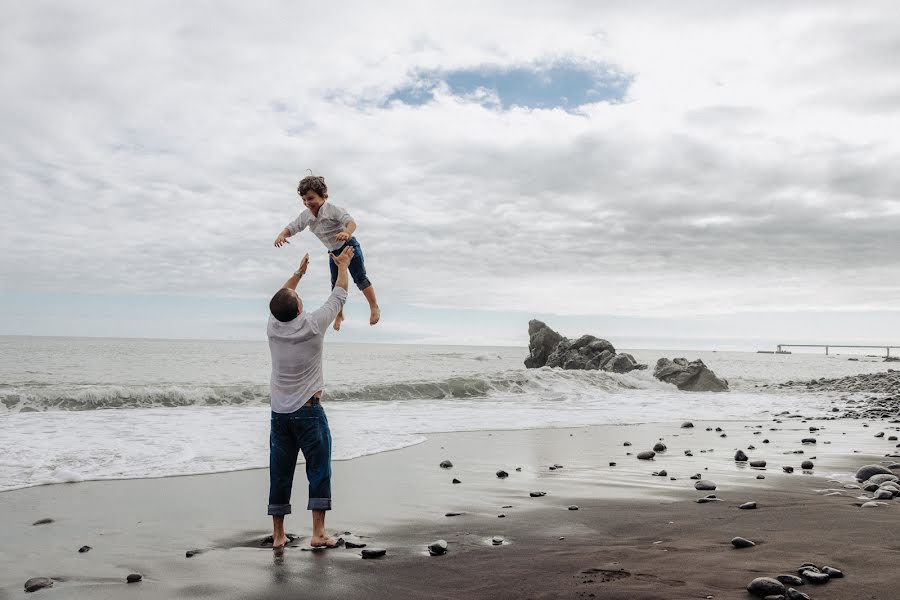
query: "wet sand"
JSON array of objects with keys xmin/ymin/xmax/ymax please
[{"xmin": 2, "ymin": 418, "xmax": 899, "ymax": 599}]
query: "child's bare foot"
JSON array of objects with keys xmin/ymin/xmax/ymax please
[
  {"xmin": 272, "ymin": 533, "xmax": 288, "ymax": 548},
  {"xmin": 369, "ymin": 305, "xmax": 380, "ymax": 326},
  {"xmin": 333, "ymin": 312, "xmax": 344, "ymax": 331},
  {"xmin": 310, "ymin": 534, "xmax": 340, "ymax": 548}
]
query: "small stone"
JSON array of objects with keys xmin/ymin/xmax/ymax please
[
  {"xmin": 757, "ymin": 474, "xmax": 765, "ymax": 479},
  {"xmin": 874, "ymin": 489, "xmax": 894, "ymax": 500},
  {"xmin": 452, "ymin": 478, "xmax": 461, "ymax": 484},
  {"xmin": 653, "ymin": 470, "xmax": 668, "ymax": 477},
  {"xmin": 856, "ymin": 464, "xmax": 892, "ymax": 481},
  {"xmin": 694, "ymin": 480, "xmax": 717, "ymax": 491},
  {"xmin": 731, "ymin": 536, "xmax": 755, "ymax": 548},
  {"xmin": 439, "ymin": 460, "xmax": 453, "ymax": 469},
  {"xmin": 32, "ymin": 518, "xmax": 53, "ymax": 526},
  {"xmin": 567, "ymin": 505, "xmax": 579, "ymax": 510},
  {"xmin": 682, "ymin": 422, "xmax": 694, "ymax": 428},
  {"xmin": 609, "ymin": 462, "xmax": 617, "ymax": 466},
  {"xmin": 491, "ymin": 536, "xmax": 504, "ymax": 545},
  {"xmin": 775, "ymin": 575, "xmax": 803, "ymax": 586},
  {"xmin": 345, "ymin": 540, "xmax": 366, "ymax": 549},
  {"xmin": 24, "ymin": 577, "xmax": 54, "ymax": 593},
  {"xmin": 529, "ymin": 491, "xmax": 547, "ymax": 497},
  {"xmin": 653, "ymin": 442, "xmax": 667, "ymax": 452},
  {"xmin": 801, "ymin": 460, "xmax": 814, "ymax": 469},
  {"xmin": 497, "ymin": 514, "xmax": 506, "ymax": 518},
  {"xmin": 739, "ymin": 501, "xmax": 757, "ymax": 510},
  {"xmin": 750, "ymin": 460, "xmax": 767, "ymax": 468},
  {"xmin": 623, "ymin": 441, "xmax": 632, "ymax": 446},
  {"xmin": 735, "ymin": 450, "xmax": 749, "ymax": 461},
  {"xmin": 747, "ymin": 577, "xmax": 786, "ymax": 598},
  {"xmin": 821, "ymin": 566, "xmax": 843, "ymax": 578},
  {"xmin": 496, "ymin": 470, "xmax": 508, "ymax": 479},
  {"xmin": 185, "ymin": 549, "xmax": 205, "ymax": 557},
  {"xmin": 637, "ymin": 451, "xmax": 656, "ymax": 460},
  {"xmin": 361, "ymin": 548, "xmax": 387, "ymax": 559},
  {"xmin": 548, "ymin": 466, "xmax": 556, "ymax": 470},
  {"xmin": 445, "ymin": 512, "xmax": 463, "ymax": 517},
  {"xmin": 126, "ymin": 574, "xmax": 142, "ymax": 583},
  {"xmin": 428, "ymin": 539, "xmax": 448, "ymax": 556},
  {"xmin": 783, "ymin": 466, "xmax": 794, "ymax": 473},
  {"xmin": 800, "ymin": 570, "xmax": 829, "ymax": 584},
  {"xmin": 801, "ymin": 438, "xmax": 816, "ymax": 444},
  {"xmin": 553, "ymin": 464, "xmax": 564, "ymax": 469},
  {"xmin": 786, "ymin": 589, "xmax": 810, "ymax": 600},
  {"xmin": 78, "ymin": 545, "xmax": 92, "ymax": 553},
  {"xmin": 515, "ymin": 467, "xmax": 522, "ymax": 472}
]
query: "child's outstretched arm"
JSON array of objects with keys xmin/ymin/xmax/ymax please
[{"xmin": 274, "ymin": 214, "xmax": 308, "ymax": 247}]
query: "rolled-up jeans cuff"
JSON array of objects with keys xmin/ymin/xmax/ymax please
[
  {"xmin": 356, "ymin": 279, "xmax": 371, "ymax": 291},
  {"xmin": 307, "ymin": 498, "xmax": 331, "ymax": 511},
  {"xmin": 267, "ymin": 503, "xmax": 292, "ymax": 516}
]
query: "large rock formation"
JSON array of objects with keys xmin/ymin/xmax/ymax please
[
  {"xmin": 654, "ymin": 358, "xmax": 729, "ymax": 392},
  {"xmin": 524, "ymin": 320, "xmax": 646, "ymax": 373}
]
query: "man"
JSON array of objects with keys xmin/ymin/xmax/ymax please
[{"xmin": 266, "ymin": 245, "xmax": 354, "ymax": 548}]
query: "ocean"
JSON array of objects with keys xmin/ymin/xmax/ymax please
[{"xmin": 0, "ymin": 336, "xmax": 890, "ymax": 492}]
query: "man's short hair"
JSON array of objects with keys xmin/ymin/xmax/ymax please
[
  {"xmin": 297, "ymin": 174, "xmax": 328, "ymax": 198},
  {"xmin": 269, "ymin": 289, "xmax": 299, "ymax": 322}
]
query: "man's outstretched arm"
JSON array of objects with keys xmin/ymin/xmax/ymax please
[
  {"xmin": 310, "ymin": 247, "xmax": 353, "ymax": 331},
  {"xmin": 281, "ymin": 253, "xmax": 309, "ymax": 291}
]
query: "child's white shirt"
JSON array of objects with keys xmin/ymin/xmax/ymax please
[{"xmin": 286, "ymin": 203, "xmax": 354, "ymax": 251}]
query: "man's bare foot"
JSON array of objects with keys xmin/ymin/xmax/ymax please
[
  {"xmin": 369, "ymin": 305, "xmax": 380, "ymax": 326},
  {"xmin": 310, "ymin": 534, "xmax": 340, "ymax": 548},
  {"xmin": 333, "ymin": 312, "xmax": 344, "ymax": 331}
]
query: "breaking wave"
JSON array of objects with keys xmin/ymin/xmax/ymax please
[{"xmin": 1, "ymin": 368, "xmax": 660, "ymax": 413}]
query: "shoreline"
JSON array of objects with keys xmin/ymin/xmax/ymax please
[{"xmin": 3, "ymin": 419, "xmax": 899, "ymax": 598}]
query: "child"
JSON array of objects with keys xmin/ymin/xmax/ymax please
[{"xmin": 274, "ymin": 174, "xmax": 379, "ymax": 330}]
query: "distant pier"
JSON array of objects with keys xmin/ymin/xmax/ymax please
[{"xmin": 770, "ymin": 344, "xmax": 898, "ymax": 357}]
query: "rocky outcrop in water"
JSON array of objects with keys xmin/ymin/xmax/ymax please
[
  {"xmin": 653, "ymin": 358, "xmax": 729, "ymax": 392},
  {"xmin": 524, "ymin": 320, "xmax": 646, "ymax": 373}
]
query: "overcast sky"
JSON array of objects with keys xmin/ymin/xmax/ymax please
[{"xmin": 2, "ymin": 1, "xmax": 899, "ymax": 348}]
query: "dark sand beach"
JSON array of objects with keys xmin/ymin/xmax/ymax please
[{"xmin": 3, "ymin": 419, "xmax": 899, "ymax": 599}]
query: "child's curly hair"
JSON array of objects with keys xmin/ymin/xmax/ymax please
[{"xmin": 297, "ymin": 173, "xmax": 328, "ymax": 199}]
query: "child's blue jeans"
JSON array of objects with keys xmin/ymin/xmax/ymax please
[
  {"xmin": 267, "ymin": 403, "xmax": 332, "ymax": 515},
  {"xmin": 329, "ymin": 237, "xmax": 371, "ymax": 291}
]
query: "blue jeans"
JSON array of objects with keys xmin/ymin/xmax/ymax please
[
  {"xmin": 267, "ymin": 404, "xmax": 332, "ymax": 515},
  {"xmin": 329, "ymin": 237, "xmax": 371, "ymax": 291}
]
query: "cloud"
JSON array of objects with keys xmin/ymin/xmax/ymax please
[{"xmin": 1, "ymin": 0, "xmax": 899, "ymax": 342}]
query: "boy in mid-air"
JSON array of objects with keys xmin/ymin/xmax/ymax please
[{"xmin": 274, "ymin": 174, "xmax": 379, "ymax": 330}]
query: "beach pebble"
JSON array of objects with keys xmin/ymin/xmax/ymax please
[
  {"xmin": 653, "ymin": 442, "xmax": 667, "ymax": 452},
  {"xmin": 786, "ymin": 589, "xmax": 810, "ymax": 600},
  {"xmin": 821, "ymin": 566, "xmax": 843, "ymax": 578},
  {"xmin": 739, "ymin": 501, "xmax": 757, "ymax": 510},
  {"xmin": 529, "ymin": 491, "xmax": 547, "ymax": 497},
  {"xmin": 452, "ymin": 478, "xmax": 461, "ymax": 484},
  {"xmin": 697, "ymin": 496, "xmax": 721, "ymax": 503},
  {"xmin": 757, "ymin": 474, "xmax": 766, "ymax": 479},
  {"xmin": 800, "ymin": 570, "xmax": 829, "ymax": 584},
  {"xmin": 855, "ymin": 464, "xmax": 892, "ymax": 481},
  {"xmin": 553, "ymin": 464, "xmax": 564, "ymax": 469},
  {"xmin": 876, "ymin": 432, "xmax": 885, "ymax": 438},
  {"xmin": 497, "ymin": 514, "xmax": 506, "ymax": 518},
  {"xmin": 428, "ymin": 540, "xmax": 448, "ymax": 556},
  {"xmin": 735, "ymin": 450, "xmax": 749, "ymax": 461},
  {"xmin": 24, "ymin": 577, "xmax": 53, "ymax": 593},
  {"xmin": 567, "ymin": 505, "xmax": 579, "ymax": 510},
  {"xmin": 750, "ymin": 460, "xmax": 767, "ymax": 468},
  {"xmin": 867, "ymin": 473, "xmax": 899, "ymax": 485},
  {"xmin": 776, "ymin": 575, "xmax": 804, "ymax": 586},
  {"xmin": 491, "ymin": 536, "xmax": 504, "ymax": 545},
  {"xmin": 496, "ymin": 470, "xmax": 508, "ymax": 478},
  {"xmin": 652, "ymin": 470, "xmax": 667, "ymax": 477},
  {"xmin": 126, "ymin": 574, "xmax": 143, "ymax": 583},
  {"xmin": 637, "ymin": 451, "xmax": 656, "ymax": 460},
  {"xmin": 623, "ymin": 441, "xmax": 632, "ymax": 446},
  {"xmin": 801, "ymin": 438, "xmax": 816, "ymax": 444},
  {"xmin": 361, "ymin": 548, "xmax": 387, "ymax": 559},
  {"xmin": 801, "ymin": 460, "xmax": 814, "ymax": 469},
  {"xmin": 515, "ymin": 467, "xmax": 522, "ymax": 472},
  {"xmin": 873, "ymin": 489, "xmax": 894, "ymax": 500},
  {"xmin": 694, "ymin": 480, "xmax": 717, "ymax": 491},
  {"xmin": 439, "ymin": 460, "xmax": 453, "ymax": 469},
  {"xmin": 345, "ymin": 540, "xmax": 366, "ymax": 549},
  {"xmin": 690, "ymin": 473, "xmax": 702, "ymax": 479},
  {"xmin": 549, "ymin": 466, "xmax": 556, "ymax": 470},
  {"xmin": 731, "ymin": 536, "xmax": 755, "ymax": 548},
  {"xmin": 445, "ymin": 512, "xmax": 463, "ymax": 517},
  {"xmin": 783, "ymin": 466, "xmax": 795, "ymax": 473},
  {"xmin": 609, "ymin": 462, "xmax": 617, "ymax": 466},
  {"xmin": 78, "ymin": 545, "xmax": 92, "ymax": 553},
  {"xmin": 32, "ymin": 518, "xmax": 53, "ymax": 526},
  {"xmin": 747, "ymin": 577, "xmax": 786, "ymax": 597},
  {"xmin": 185, "ymin": 549, "xmax": 205, "ymax": 558},
  {"xmin": 682, "ymin": 422, "xmax": 694, "ymax": 428}
]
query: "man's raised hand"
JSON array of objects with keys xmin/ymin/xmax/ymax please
[
  {"xmin": 296, "ymin": 253, "xmax": 310, "ymax": 276},
  {"xmin": 330, "ymin": 246, "xmax": 354, "ymax": 268}
]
